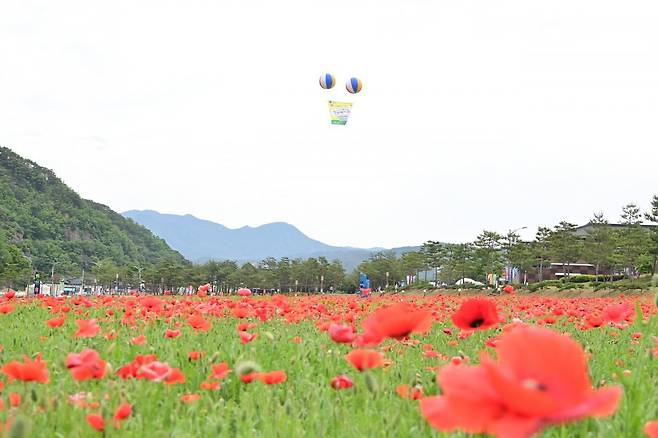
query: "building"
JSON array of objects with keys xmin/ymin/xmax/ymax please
[
  {"xmin": 574, "ymin": 222, "xmax": 656, "ymax": 236},
  {"xmin": 524, "ymin": 263, "xmax": 597, "ymax": 283}
]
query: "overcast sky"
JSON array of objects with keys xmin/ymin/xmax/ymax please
[{"xmin": 1, "ymin": 1, "xmax": 657, "ymax": 249}]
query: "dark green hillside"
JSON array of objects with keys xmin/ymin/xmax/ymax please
[{"xmin": 0, "ymin": 146, "xmax": 185, "ymax": 283}]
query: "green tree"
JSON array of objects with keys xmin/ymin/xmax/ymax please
[
  {"xmin": 474, "ymin": 231, "xmax": 503, "ymax": 284},
  {"xmin": 583, "ymin": 213, "xmax": 616, "ymax": 281},
  {"xmin": 357, "ymin": 251, "xmax": 400, "ymax": 289},
  {"xmin": 443, "ymin": 243, "xmax": 476, "ymax": 286},
  {"xmin": 507, "ymin": 241, "xmax": 536, "ymax": 284},
  {"xmin": 0, "ymin": 231, "xmax": 32, "ymax": 287},
  {"xmin": 644, "ymin": 195, "xmax": 658, "ymax": 275},
  {"xmin": 421, "ymin": 241, "xmax": 446, "ymax": 286},
  {"xmin": 400, "ymin": 251, "xmax": 426, "ymax": 285},
  {"xmin": 90, "ymin": 258, "xmax": 121, "ymax": 287},
  {"xmin": 617, "ymin": 203, "xmax": 649, "ymax": 277},
  {"xmin": 548, "ymin": 222, "xmax": 582, "ymax": 279},
  {"xmin": 534, "ymin": 227, "xmax": 552, "ymax": 281}
]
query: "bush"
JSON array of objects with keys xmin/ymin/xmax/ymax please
[
  {"xmin": 560, "ymin": 274, "xmax": 625, "ymax": 283},
  {"xmin": 527, "ymin": 280, "xmax": 561, "ymax": 293}
]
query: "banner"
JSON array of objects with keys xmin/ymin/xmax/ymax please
[{"xmin": 328, "ymin": 100, "xmax": 353, "ymax": 125}]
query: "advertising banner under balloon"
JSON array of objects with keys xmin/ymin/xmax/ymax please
[{"xmin": 328, "ymin": 100, "xmax": 353, "ymax": 125}]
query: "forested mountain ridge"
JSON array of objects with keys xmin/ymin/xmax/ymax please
[{"xmin": 0, "ymin": 146, "xmax": 185, "ymax": 284}]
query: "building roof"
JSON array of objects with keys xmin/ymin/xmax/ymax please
[{"xmin": 574, "ymin": 222, "xmax": 656, "ymax": 236}]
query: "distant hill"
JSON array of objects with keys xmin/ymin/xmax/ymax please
[
  {"xmin": 0, "ymin": 147, "xmax": 185, "ymax": 276},
  {"xmin": 123, "ymin": 210, "xmax": 418, "ymax": 271}
]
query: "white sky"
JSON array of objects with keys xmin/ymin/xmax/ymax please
[{"xmin": 1, "ymin": 0, "xmax": 657, "ymax": 248}]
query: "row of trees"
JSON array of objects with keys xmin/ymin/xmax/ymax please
[
  {"xmin": 87, "ymin": 255, "xmax": 346, "ymax": 294},
  {"xmin": 355, "ymin": 197, "xmax": 657, "ymax": 288}
]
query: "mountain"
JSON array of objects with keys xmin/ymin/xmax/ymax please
[
  {"xmin": 0, "ymin": 147, "xmax": 185, "ymax": 277},
  {"xmin": 122, "ymin": 210, "xmax": 418, "ymax": 270}
]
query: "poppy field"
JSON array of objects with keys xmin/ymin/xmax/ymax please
[{"xmin": 0, "ymin": 290, "xmax": 657, "ymax": 437}]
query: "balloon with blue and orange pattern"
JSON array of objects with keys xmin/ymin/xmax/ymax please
[
  {"xmin": 319, "ymin": 73, "xmax": 336, "ymax": 90},
  {"xmin": 345, "ymin": 77, "xmax": 362, "ymax": 94}
]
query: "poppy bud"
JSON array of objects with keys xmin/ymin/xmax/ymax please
[
  {"xmin": 7, "ymin": 417, "xmax": 29, "ymax": 438},
  {"xmin": 364, "ymin": 371, "xmax": 379, "ymax": 393},
  {"xmin": 235, "ymin": 360, "xmax": 261, "ymax": 376},
  {"xmin": 263, "ymin": 331, "xmax": 275, "ymax": 341}
]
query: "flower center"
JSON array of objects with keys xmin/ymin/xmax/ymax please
[
  {"xmin": 470, "ymin": 318, "xmax": 484, "ymax": 328},
  {"xmin": 522, "ymin": 378, "xmax": 548, "ymax": 391}
]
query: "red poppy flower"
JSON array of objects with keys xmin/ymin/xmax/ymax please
[
  {"xmin": 396, "ymin": 384, "xmax": 423, "ymax": 400},
  {"xmin": 236, "ymin": 322, "xmax": 257, "ymax": 331},
  {"xmin": 180, "ymin": 394, "xmax": 201, "ymax": 403},
  {"xmin": 117, "ymin": 354, "xmax": 158, "ymax": 379},
  {"xmin": 503, "ymin": 285, "xmax": 515, "ymax": 294},
  {"xmin": 187, "ymin": 315, "xmax": 212, "ymax": 332},
  {"xmin": 4, "ymin": 290, "xmax": 15, "ymax": 299},
  {"xmin": 602, "ymin": 303, "xmax": 633, "ymax": 324},
  {"xmin": 86, "ymin": 413, "xmax": 104, "ymax": 432},
  {"xmin": 46, "ymin": 315, "xmax": 66, "ymax": 328},
  {"xmin": 345, "ymin": 349, "xmax": 385, "ymax": 371},
  {"xmin": 65, "ymin": 349, "xmax": 106, "ymax": 381},
  {"xmin": 240, "ymin": 372, "xmax": 259, "ymax": 384},
  {"xmin": 0, "ymin": 304, "xmax": 14, "ymax": 314},
  {"xmin": 451, "ymin": 299, "xmax": 499, "ymax": 330},
  {"xmin": 165, "ymin": 329, "xmax": 181, "ymax": 338},
  {"xmin": 9, "ymin": 392, "xmax": 21, "ymax": 407},
  {"xmin": 131, "ymin": 335, "xmax": 147, "ymax": 345},
  {"xmin": 232, "ymin": 307, "xmax": 250, "ymax": 318},
  {"xmin": 330, "ymin": 374, "xmax": 354, "ymax": 389},
  {"xmin": 328, "ymin": 323, "xmax": 357, "ymax": 344},
  {"xmin": 258, "ymin": 370, "xmax": 287, "ymax": 384},
  {"xmin": 74, "ymin": 319, "xmax": 101, "ymax": 338},
  {"xmin": 114, "ymin": 403, "xmax": 133, "ymax": 421},
  {"xmin": 361, "ymin": 303, "xmax": 433, "ymax": 343},
  {"xmin": 239, "ymin": 332, "xmax": 258, "ymax": 344},
  {"xmin": 645, "ymin": 420, "xmax": 658, "ymax": 438},
  {"xmin": 137, "ymin": 361, "xmax": 172, "ymax": 382},
  {"xmin": 2, "ymin": 354, "xmax": 49, "ymax": 383},
  {"xmin": 165, "ymin": 368, "xmax": 186, "ymax": 385},
  {"xmin": 420, "ymin": 325, "xmax": 622, "ymax": 437},
  {"xmin": 188, "ymin": 351, "xmax": 205, "ymax": 361},
  {"xmin": 209, "ymin": 362, "xmax": 231, "ymax": 380},
  {"xmin": 200, "ymin": 380, "xmax": 221, "ymax": 390},
  {"xmin": 585, "ymin": 314, "xmax": 604, "ymax": 328}
]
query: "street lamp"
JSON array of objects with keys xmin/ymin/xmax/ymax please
[{"xmin": 509, "ymin": 226, "xmax": 527, "ymax": 237}]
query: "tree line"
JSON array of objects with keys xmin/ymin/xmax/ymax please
[
  {"xmin": 357, "ymin": 197, "xmax": 658, "ymax": 289},
  {"xmin": 2, "ymin": 195, "xmax": 657, "ymax": 292}
]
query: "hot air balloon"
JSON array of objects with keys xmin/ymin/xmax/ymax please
[
  {"xmin": 319, "ymin": 73, "xmax": 336, "ymax": 89},
  {"xmin": 346, "ymin": 77, "xmax": 362, "ymax": 94}
]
